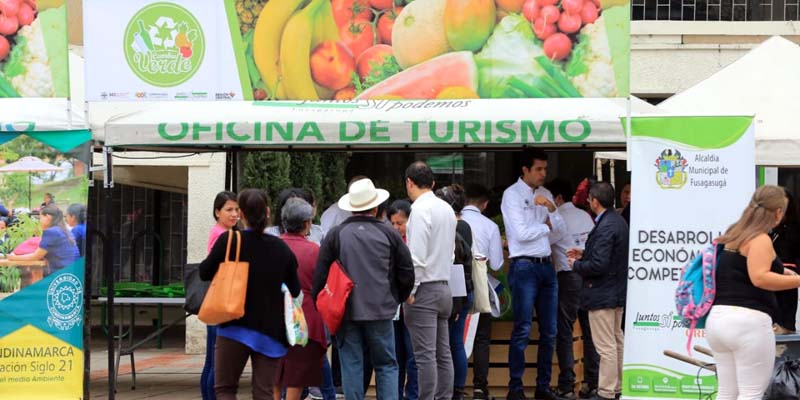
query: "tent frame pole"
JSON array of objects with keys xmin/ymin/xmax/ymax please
[{"xmin": 103, "ymin": 146, "xmax": 116, "ymax": 400}]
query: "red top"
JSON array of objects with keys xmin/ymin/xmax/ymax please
[{"xmin": 280, "ymin": 233, "xmax": 327, "ymax": 347}]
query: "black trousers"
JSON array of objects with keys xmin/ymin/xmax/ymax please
[
  {"xmin": 472, "ymin": 312, "xmax": 493, "ymax": 391},
  {"xmin": 556, "ymin": 271, "xmax": 582, "ymax": 392},
  {"xmin": 776, "ymin": 288, "xmax": 798, "ymax": 331},
  {"xmin": 578, "ymin": 307, "xmax": 600, "ymax": 390}
]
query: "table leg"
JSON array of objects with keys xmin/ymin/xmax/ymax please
[
  {"xmin": 114, "ymin": 304, "xmax": 123, "ymax": 393},
  {"xmin": 30, "ymin": 268, "xmax": 42, "ymax": 284}
]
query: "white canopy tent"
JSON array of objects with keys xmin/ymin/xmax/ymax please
[
  {"xmin": 659, "ymin": 36, "xmax": 800, "ymax": 166},
  {"xmin": 94, "ymin": 97, "xmax": 668, "ymax": 150}
]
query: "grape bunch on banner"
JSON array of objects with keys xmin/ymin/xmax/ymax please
[
  {"xmin": 622, "ymin": 117, "xmax": 756, "ymax": 400},
  {"xmin": 83, "ymin": 0, "xmax": 629, "ymax": 101}
]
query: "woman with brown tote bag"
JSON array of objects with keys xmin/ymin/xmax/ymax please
[{"xmin": 199, "ymin": 189, "xmax": 301, "ymax": 400}]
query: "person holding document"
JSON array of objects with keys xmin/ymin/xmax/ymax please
[{"xmin": 435, "ymin": 184, "xmax": 473, "ymax": 400}]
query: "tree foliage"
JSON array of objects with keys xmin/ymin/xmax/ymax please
[{"xmin": 240, "ymin": 151, "xmax": 349, "ymax": 218}]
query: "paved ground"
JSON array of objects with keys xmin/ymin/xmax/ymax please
[
  {"xmin": 88, "ymin": 327, "xmax": 211, "ymax": 400},
  {"xmin": 86, "ymin": 327, "xmax": 525, "ymax": 399}
]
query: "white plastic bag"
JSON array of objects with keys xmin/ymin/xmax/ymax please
[{"xmin": 282, "ymin": 284, "xmax": 308, "ymax": 347}]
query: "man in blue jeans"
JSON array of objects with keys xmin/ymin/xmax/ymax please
[
  {"xmin": 312, "ymin": 178, "xmax": 415, "ymax": 400},
  {"xmin": 501, "ymin": 149, "xmax": 567, "ymax": 400}
]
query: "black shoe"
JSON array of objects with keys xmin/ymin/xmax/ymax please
[
  {"xmin": 578, "ymin": 387, "xmax": 597, "ymax": 399},
  {"xmin": 506, "ymin": 389, "xmax": 528, "ymax": 400},
  {"xmin": 588, "ymin": 396, "xmax": 614, "ymax": 400},
  {"xmin": 534, "ymin": 388, "xmax": 564, "ymax": 400},
  {"xmin": 556, "ymin": 388, "xmax": 577, "ymax": 399},
  {"xmin": 452, "ymin": 387, "xmax": 465, "ymax": 400},
  {"xmin": 614, "ymin": 394, "xmax": 621, "ymax": 400}
]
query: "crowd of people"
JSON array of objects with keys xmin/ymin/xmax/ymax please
[{"xmin": 195, "ymin": 148, "xmax": 639, "ymax": 400}]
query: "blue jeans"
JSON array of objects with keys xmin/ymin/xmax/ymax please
[
  {"xmin": 321, "ymin": 355, "xmax": 337, "ymax": 400},
  {"xmin": 201, "ymin": 325, "xmax": 216, "ymax": 400},
  {"xmin": 395, "ymin": 318, "xmax": 418, "ymax": 400},
  {"xmin": 336, "ymin": 319, "xmax": 398, "ymax": 400},
  {"xmin": 508, "ymin": 259, "xmax": 558, "ymax": 392},
  {"xmin": 449, "ymin": 293, "xmax": 474, "ymax": 392}
]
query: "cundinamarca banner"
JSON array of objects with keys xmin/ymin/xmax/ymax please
[
  {"xmin": 622, "ymin": 116, "xmax": 755, "ymax": 399},
  {"xmin": 83, "ymin": 0, "xmax": 629, "ymax": 102},
  {"xmin": 0, "ymin": 132, "xmax": 90, "ymax": 399}
]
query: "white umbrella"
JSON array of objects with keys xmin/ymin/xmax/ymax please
[{"xmin": 0, "ymin": 156, "xmax": 65, "ymax": 209}]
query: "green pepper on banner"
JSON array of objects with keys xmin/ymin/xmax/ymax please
[{"xmin": 83, "ymin": 0, "xmax": 629, "ymax": 101}]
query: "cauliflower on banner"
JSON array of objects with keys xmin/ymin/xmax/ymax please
[
  {"xmin": 7, "ymin": 18, "xmax": 54, "ymax": 97},
  {"xmin": 566, "ymin": 16, "xmax": 617, "ymax": 98}
]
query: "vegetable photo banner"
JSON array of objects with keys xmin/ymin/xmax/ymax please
[
  {"xmin": 0, "ymin": 132, "xmax": 90, "ymax": 399},
  {"xmin": 83, "ymin": 0, "xmax": 629, "ymax": 102},
  {"xmin": 0, "ymin": 0, "xmax": 70, "ymax": 99},
  {"xmin": 622, "ymin": 116, "xmax": 755, "ymax": 400}
]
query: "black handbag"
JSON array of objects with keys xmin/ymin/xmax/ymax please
[{"xmin": 183, "ymin": 263, "xmax": 210, "ymax": 315}]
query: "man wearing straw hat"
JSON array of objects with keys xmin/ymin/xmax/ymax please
[{"xmin": 313, "ymin": 178, "xmax": 415, "ymax": 400}]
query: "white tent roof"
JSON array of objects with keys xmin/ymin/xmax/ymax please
[
  {"xmin": 98, "ymin": 97, "xmax": 643, "ymax": 149},
  {"xmin": 659, "ymin": 36, "xmax": 800, "ymax": 166}
]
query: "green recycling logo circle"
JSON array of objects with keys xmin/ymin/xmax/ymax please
[{"xmin": 123, "ymin": 2, "xmax": 205, "ymax": 87}]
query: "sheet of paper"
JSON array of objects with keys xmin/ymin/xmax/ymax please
[{"xmin": 449, "ymin": 264, "xmax": 467, "ymax": 297}]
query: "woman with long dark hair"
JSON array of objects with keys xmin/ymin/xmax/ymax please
[
  {"xmin": 199, "ymin": 189, "xmax": 300, "ymax": 400},
  {"xmin": 707, "ymin": 185, "xmax": 800, "ymax": 399},
  {"xmin": 200, "ymin": 191, "xmax": 239, "ymax": 400},
  {"xmin": 8, "ymin": 206, "xmax": 79, "ymax": 275},
  {"xmin": 66, "ymin": 204, "xmax": 87, "ymax": 257}
]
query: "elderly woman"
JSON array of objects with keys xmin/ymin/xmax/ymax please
[
  {"xmin": 274, "ymin": 198, "xmax": 329, "ymax": 400},
  {"xmin": 266, "ymin": 188, "xmax": 325, "ymax": 245}
]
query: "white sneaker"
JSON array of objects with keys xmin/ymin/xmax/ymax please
[{"xmin": 308, "ymin": 387, "xmax": 323, "ymax": 400}]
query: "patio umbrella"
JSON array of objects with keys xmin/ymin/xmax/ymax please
[{"xmin": 0, "ymin": 156, "xmax": 65, "ymax": 209}]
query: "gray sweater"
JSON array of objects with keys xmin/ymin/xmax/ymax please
[{"xmin": 312, "ymin": 216, "xmax": 415, "ymax": 321}]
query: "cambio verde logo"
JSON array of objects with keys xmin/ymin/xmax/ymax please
[{"xmin": 123, "ymin": 3, "xmax": 205, "ymax": 87}]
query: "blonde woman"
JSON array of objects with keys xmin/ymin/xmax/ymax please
[{"xmin": 707, "ymin": 185, "xmax": 800, "ymax": 400}]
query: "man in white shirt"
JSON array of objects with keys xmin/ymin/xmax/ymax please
[
  {"xmin": 462, "ymin": 184, "xmax": 504, "ymax": 400},
  {"xmin": 403, "ymin": 161, "xmax": 457, "ymax": 400},
  {"xmin": 545, "ymin": 178, "xmax": 596, "ymax": 399},
  {"xmin": 320, "ymin": 175, "xmax": 367, "ymax": 235},
  {"xmin": 501, "ymin": 148, "xmax": 566, "ymax": 400}
]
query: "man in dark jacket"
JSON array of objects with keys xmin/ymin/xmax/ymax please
[
  {"xmin": 312, "ymin": 178, "xmax": 415, "ymax": 400},
  {"xmin": 568, "ymin": 182, "xmax": 628, "ymax": 400}
]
